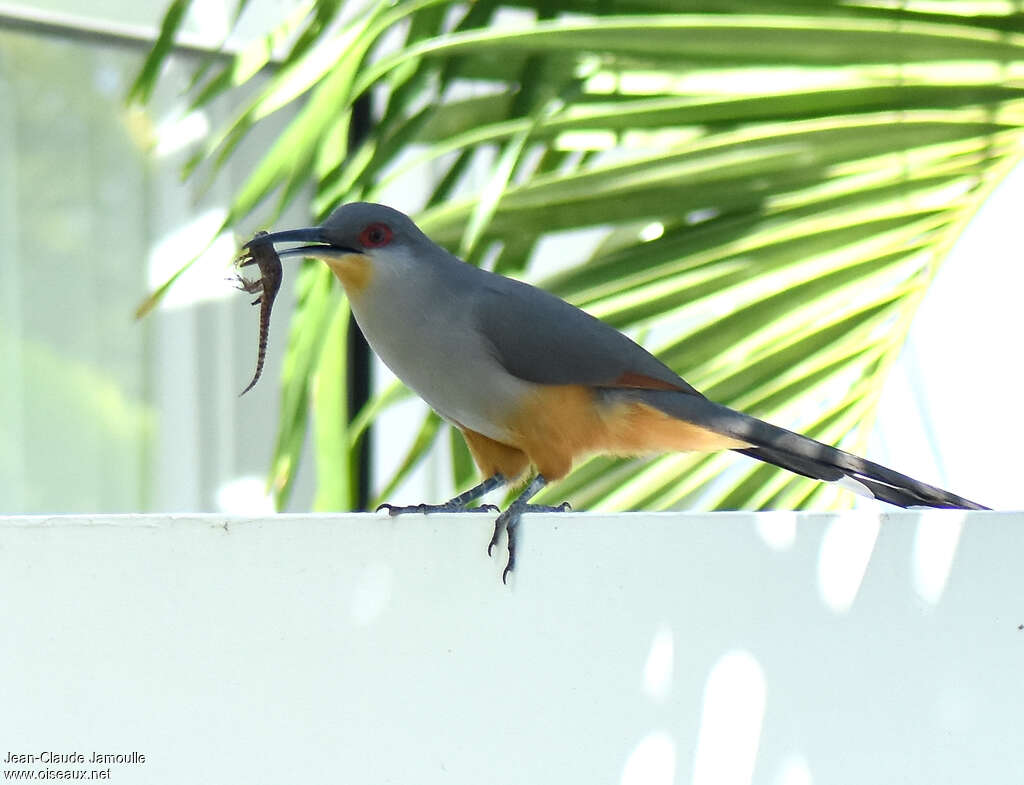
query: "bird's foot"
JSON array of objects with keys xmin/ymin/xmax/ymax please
[
  {"xmin": 377, "ymin": 501, "xmax": 499, "ymax": 515},
  {"xmin": 378, "ymin": 475, "xmax": 506, "ymax": 517},
  {"xmin": 487, "ymin": 501, "xmax": 571, "ymax": 583}
]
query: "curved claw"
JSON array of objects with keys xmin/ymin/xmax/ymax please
[
  {"xmin": 487, "ymin": 512, "xmax": 506, "ymax": 557},
  {"xmin": 502, "ymin": 564, "xmax": 512, "ymax": 584}
]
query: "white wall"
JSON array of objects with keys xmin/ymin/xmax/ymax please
[{"xmin": 2, "ymin": 511, "xmax": 1021, "ymax": 784}]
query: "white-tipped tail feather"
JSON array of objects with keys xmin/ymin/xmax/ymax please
[{"xmin": 605, "ymin": 388, "xmax": 988, "ymax": 511}]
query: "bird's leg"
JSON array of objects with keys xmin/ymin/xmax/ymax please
[
  {"xmin": 487, "ymin": 474, "xmax": 571, "ymax": 583},
  {"xmin": 377, "ymin": 474, "xmax": 506, "ymax": 515}
]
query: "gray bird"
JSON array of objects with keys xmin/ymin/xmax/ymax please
[{"xmin": 248, "ymin": 202, "xmax": 987, "ymax": 582}]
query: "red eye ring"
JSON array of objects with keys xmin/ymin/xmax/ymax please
[{"xmin": 359, "ymin": 222, "xmax": 393, "ymax": 248}]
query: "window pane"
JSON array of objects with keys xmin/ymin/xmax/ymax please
[{"xmin": 0, "ymin": 27, "xmax": 313, "ymax": 513}]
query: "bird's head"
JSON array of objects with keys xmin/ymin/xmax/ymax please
[{"xmin": 247, "ymin": 202, "xmax": 427, "ymax": 294}]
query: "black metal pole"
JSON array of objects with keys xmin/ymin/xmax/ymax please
[{"xmin": 347, "ymin": 93, "xmax": 373, "ymax": 510}]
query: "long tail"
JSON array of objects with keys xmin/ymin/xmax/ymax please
[{"xmin": 612, "ymin": 389, "xmax": 988, "ymax": 510}]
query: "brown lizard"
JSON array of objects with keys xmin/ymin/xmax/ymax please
[{"xmin": 234, "ymin": 231, "xmax": 283, "ymax": 396}]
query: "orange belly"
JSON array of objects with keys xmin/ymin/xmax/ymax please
[{"xmin": 458, "ymin": 385, "xmax": 749, "ymax": 482}]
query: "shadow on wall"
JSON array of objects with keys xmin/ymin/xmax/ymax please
[{"xmin": 612, "ymin": 508, "xmax": 978, "ymax": 785}]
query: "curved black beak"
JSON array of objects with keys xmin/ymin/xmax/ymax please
[
  {"xmin": 243, "ymin": 226, "xmax": 359, "ymax": 262},
  {"xmin": 244, "ymin": 226, "xmax": 324, "ymax": 248}
]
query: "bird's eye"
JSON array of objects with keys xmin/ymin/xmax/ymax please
[{"xmin": 359, "ymin": 223, "xmax": 393, "ymax": 248}]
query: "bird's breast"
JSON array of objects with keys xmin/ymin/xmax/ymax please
[{"xmin": 346, "ymin": 274, "xmax": 533, "ymax": 443}]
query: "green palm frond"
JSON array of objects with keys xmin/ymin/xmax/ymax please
[{"xmin": 132, "ymin": 0, "xmax": 1024, "ymax": 511}]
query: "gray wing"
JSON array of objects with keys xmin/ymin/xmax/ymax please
[
  {"xmin": 471, "ymin": 270, "xmax": 702, "ymax": 395},
  {"xmin": 467, "ymin": 266, "xmax": 987, "ymax": 511}
]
